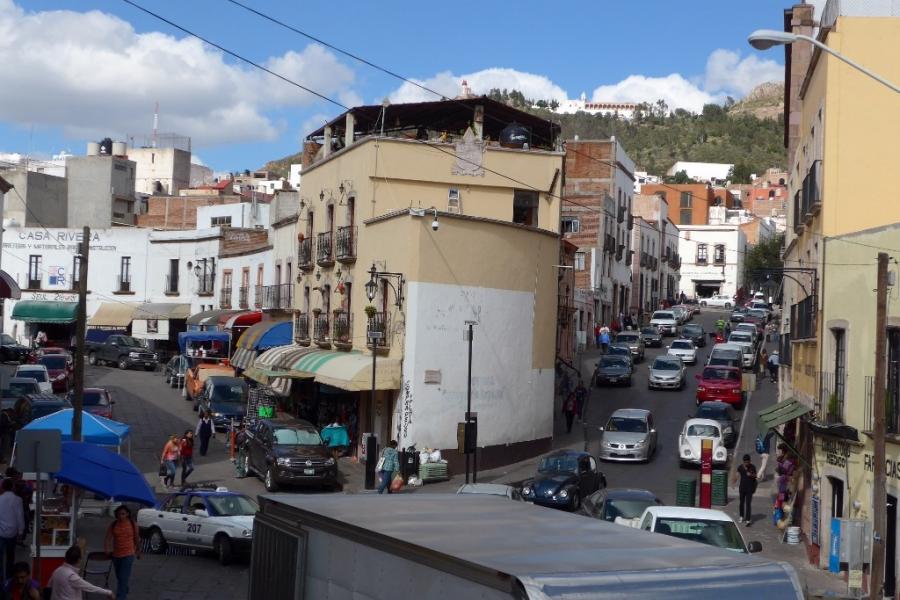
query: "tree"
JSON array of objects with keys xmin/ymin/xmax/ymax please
[
  {"xmin": 728, "ymin": 161, "xmax": 754, "ymax": 184},
  {"xmin": 664, "ymin": 170, "xmax": 692, "ymax": 184},
  {"xmin": 743, "ymin": 233, "xmax": 785, "ymax": 294}
]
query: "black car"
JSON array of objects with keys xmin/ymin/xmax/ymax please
[
  {"xmin": 521, "ymin": 450, "xmax": 605, "ymax": 511},
  {"xmin": 680, "ymin": 324, "xmax": 706, "ymax": 347},
  {"xmin": 593, "ymin": 355, "xmax": 633, "ymax": 387},
  {"xmin": 581, "ymin": 488, "xmax": 663, "ymax": 523},
  {"xmin": 694, "ymin": 401, "xmax": 739, "ymax": 447},
  {"xmin": 14, "ymin": 393, "xmax": 71, "ymax": 426},
  {"xmin": 197, "ymin": 376, "xmax": 247, "ymax": 430},
  {"xmin": 641, "ymin": 327, "xmax": 663, "ymax": 348},
  {"xmin": 241, "ymin": 418, "xmax": 338, "ymax": 492},
  {"xmin": 0, "ymin": 334, "xmax": 28, "ymax": 363},
  {"xmin": 164, "ymin": 355, "xmax": 189, "ymax": 388}
]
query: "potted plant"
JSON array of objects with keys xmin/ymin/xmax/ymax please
[
  {"xmin": 827, "ymin": 392, "xmax": 840, "ymax": 422},
  {"xmin": 312, "ymin": 307, "xmax": 322, "ymax": 317},
  {"xmin": 364, "ymin": 305, "xmax": 378, "ymax": 319}
]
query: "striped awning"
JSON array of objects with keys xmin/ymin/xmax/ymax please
[
  {"xmin": 289, "ymin": 350, "xmax": 401, "ymax": 392},
  {"xmin": 245, "ymin": 345, "xmax": 317, "ymax": 396},
  {"xmin": 132, "ymin": 303, "xmax": 191, "ymax": 320},
  {"xmin": 222, "ymin": 311, "xmax": 262, "ymax": 329},
  {"xmin": 230, "ymin": 320, "xmax": 293, "ymax": 370},
  {"xmin": 88, "ymin": 302, "xmax": 137, "ymax": 328}
]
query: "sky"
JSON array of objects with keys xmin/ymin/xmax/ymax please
[{"xmin": 0, "ymin": 0, "xmax": 795, "ymax": 173}]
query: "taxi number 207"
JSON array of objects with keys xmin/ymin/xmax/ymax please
[{"xmin": 187, "ymin": 523, "xmax": 202, "ymax": 534}]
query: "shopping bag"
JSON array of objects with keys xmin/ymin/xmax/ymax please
[
  {"xmin": 158, "ymin": 463, "xmax": 167, "ymax": 477},
  {"xmin": 375, "ymin": 452, "xmax": 385, "ymax": 472},
  {"xmin": 390, "ymin": 473, "xmax": 403, "ymax": 492}
]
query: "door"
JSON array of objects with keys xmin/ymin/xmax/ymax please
[
  {"xmin": 887, "ymin": 494, "xmax": 897, "ymax": 598},
  {"xmin": 829, "ymin": 477, "xmax": 844, "ymax": 519},
  {"xmin": 183, "ymin": 494, "xmax": 207, "ymax": 547},
  {"xmin": 157, "ymin": 494, "xmax": 186, "ymax": 540}
]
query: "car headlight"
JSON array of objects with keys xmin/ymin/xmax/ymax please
[
  {"xmin": 558, "ymin": 489, "xmax": 568, "ymax": 499},
  {"xmin": 697, "ymin": 386, "xmax": 706, "ymax": 392},
  {"xmin": 522, "ymin": 486, "xmax": 533, "ymax": 496},
  {"xmin": 241, "ymin": 529, "xmax": 252, "ymax": 538},
  {"xmin": 128, "ymin": 352, "xmax": 139, "ymax": 358},
  {"xmin": 604, "ymin": 441, "xmax": 615, "ymax": 449},
  {"xmin": 681, "ymin": 447, "xmax": 692, "ymax": 456},
  {"xmin": 276, "ymin": 457, "xmax": 290, "ymax": 466},
  {"xmin": 633, "ymin": 440, "xmax": 645, "ymax": 449},
  {"xmin": 325, "ymin": 457, "xmax": 335, "ymax": 466},
  {"xmin": 152, "ymin": 353, "xmax": 158, "ymax": 360}
]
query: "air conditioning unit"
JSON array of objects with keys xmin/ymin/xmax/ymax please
[{"xmin": 447, "ymin": 188, "xmax": 461, "ymax": 214}]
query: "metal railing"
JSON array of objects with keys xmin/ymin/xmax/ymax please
[
  {"xmin": 198, "ymin": 273, "xmax": 215, "ymax": 295},
  {"xmin": 313, "ymin": 314, "xmax": 329, "ymax": 342},
  {"xmin": 820, "ymin": 370, "xmax": 846, "ymax": 424},
  {"xmin": 238, "ymin": 286, "xmax": 249, "ymax": 309},
  {"xmin": 316, "ymin": 232, "xmax": 334, "ymax": 265},
  {"xmin": 220, "ymin": 288, "xmax": 233, "ymax": 309},
  {"xmin": 297, "ymin": 238, "xmax": 313, "ymax": 270},
  {"xmin": 332, "ymin": 310, "xmax": 352, "ymax": 346},
  {"xmin": 864, "ymin": 366, "xmax": 900, "ymax": 434},
  {"xmin": 258, "ymin": 283, "xmax": 293, "ymax": 310},
  {"xmin": 335, "ymin": 226, "xmax": 356, "ymax": 262},
  {"xmin": 790, "ymin": 296, "xmax": 816, "ymax": 340},
  {"xmin": 367, "ymin": 312, "xmax": 390, "ymax": 348},
  {"xmin": 293, "ymin": 313, "xmax": 310, "ymax": 343},
  {"xmin": 116, "ymin": 274, "xmax": 132, "ymax": 293},
  {"xmin": 165, "ymin": 274, "xmax": 179, "ymax": 294}
]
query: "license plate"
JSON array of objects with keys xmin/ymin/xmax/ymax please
[
  {"xmin": 303, "ymin": 468, "xmax": 315, "ymax": 475},
  {"xmin": 608, "ymin": 377, "xmax": 619, "ymax": 382}
]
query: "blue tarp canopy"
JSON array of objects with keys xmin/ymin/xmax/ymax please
[
  {"xmin": 20, "ymin": 409, "xmax": 130, "ymax": 447},
  {"xmin": 178, "ymin": 331, "xmax": 231, "ymax": 354},
  {"xmin": 55, "ymin": 442, "xmax": 155, "ymax": 506}
]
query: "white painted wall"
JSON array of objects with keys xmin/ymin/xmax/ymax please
[
  {"xmin": 146, "ymin": 229, "xmax": 222, "ymax": 314},
  {"xmin": 677, "ymin": 226, "xmax": 746, "ymax": 300},
  {"xmin": 666, "ymin": 161, "xmax": 733, "ymax": 183},
  {"xmin": 400, "ymin": 281, "xmax": 554, "ymax": 451},
  {"xmin": 289, "ymin": 164, "xmax": 302, "ymax": 190},
  {"xmin": 196, "ymin": 202, "xmax": 269, "ymax": 229}
]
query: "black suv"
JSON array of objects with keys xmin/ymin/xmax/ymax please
[
  {"xmin": 241, "ymin": 419, "xmax": 337, "ymax": 492},
  {"xmin": 13, "ymin": 393, "xmax": 71, "ymax": 426},
  {"xmin": 0, "ymin": 334, "xmax": 28, "ymax": 363}
]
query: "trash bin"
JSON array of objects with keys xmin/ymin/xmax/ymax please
[
  {"xmin": 711, "ymin": 470, "xmax": 728, "ymax": 506},
  {"xmin": 400, "ymin": 445, "xmax": 419, "ymax": 479},
  {"xmin": 676, "ymin": 477, "xmax": 696, "ymax": 507}
]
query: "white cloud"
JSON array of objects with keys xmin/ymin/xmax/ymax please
[
  {"xmin": 0, "ymin": 2, "xmax": 358, "ymax": 147},
  {"xmin": 389, "ymin": 68, "xmax": 568, "ymax": 104},
  {"xmin": 592, "ymin": 74, "xmax": 717, "ymax": 113},
  {"xmin": 703, "ymin": 49, "xmax": 783, "ymax": 96}
]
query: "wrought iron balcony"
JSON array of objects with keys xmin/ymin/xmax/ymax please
[
  {"xmin": 332, "ymin": 310, "xmax": 352, "ymax": 349},
  {"xmin": 335, "ymin": 226, "xmax": 357, "ymax": 263},
  {"xmin": 165, "ymin": 274, "xmax": 179, "ymax": 295},
  {"xmin": 366, "ymin": 312, "xmax": 390, "ymax": 349},
  {"xmin": 258, "ymin": 283, "xmax": 293, "ymax": 310},
  {"xmin": 820, "ymin": 370, "xmax": 846, "ymax": 425},
  {"xmin": 298, "ymin": 237, "xmax": 313, "ymax": 271},
  {"xmin": 116, "ymin": 274, "xmax": 131, "ymax": 293},
  {"xmin": 238, "ymin": 286, "xmax": 249, "ymax": 309},
  {"xmin": 198, "ymin": 273, "xmax": 215, "ymax": 296},
  {"xmin": 294, "ymin": 313, "xmax": 310, "ymax": 346},
  {"xmin": 219, "ymin": 287, "xmax": 232, "ymax": 309},
  {"xmin": 313, "ymin": 313, "xmax": 330, "ymax": 346},
  {"xmin": 316, "ymin": 232, "xmax": 334, "ymax": 267}
]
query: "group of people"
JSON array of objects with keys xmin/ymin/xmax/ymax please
[
  {"xmin": 593, "ymin": 314, "xmax": 638, "ymax": 351},
  {"xmin": 730, "ymin": 431, "xmax": 797, "ymax": 528}
]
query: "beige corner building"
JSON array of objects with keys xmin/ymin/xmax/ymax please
[{"xmin": 285, "ymin": 98, "xmax": 563, "ymax": 469}]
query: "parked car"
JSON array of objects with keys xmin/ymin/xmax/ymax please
[
  {"xmin": 164, "ymin": 355, "xmax": 190, "ymax": 388},
  {"xmin": 666, "ymin": 339, "xmax": 697, "ymax": 365},
  {"xmin": 241, "ymin": 418, "xmax": 338, "ymax": 492},
  {"xmin": 580, "ymin": 488, "xmax": 663, "ymax": 524},
  {"xmin": 649, "ymin": 311, "xmax": 678, "ymax": 336},
  {"xmin": 746, "ymin": 308, "xmax": 770, "ymax": 324},
  {"xmin": 14, "ymin": 393, "xmax": 71, "ymax": 424},
  {"xmin": 67, "ymin": 388, "xmax": 114, "ymax": 419},
  {"xmin": 0, "ymin": 334, "xmax": 29, "ymax": 363},
  {"xmin": 729, "ymin": 308, "xmax": 747, "ymax": 323},
  {"xmin": 593, "ymin": 355, "xmax": 633, "ymax": 387},
  {"xmin": 694, "ymin": 401, "xmax": 738, "ymax": 447},
  {"xmin": 635, "ymin": 506, "xmax": 762, "ymax": 554},
  {"xmin": 727, "ymin": 332, "xmax": 756, "ymax": 369},
  {"xmin": 598, "ymin": 409, "xmax": 657, "ymax": 463},
  {"xmin": 456, "ymin": 484, "xmax": 523, "ymax": 501},
  {"xmin": 607, "ymin": 343, "xmax": 633, "ymax": 361},
  {"xmin": 521, "ymin": 450, "xmax": 605, "ymax": 511},
  {"xmin": 749, "ymin": 302, "xmax": 771, "ymax": 320},
  {"xmin": 671, "ymin": 306, "xmax": 688, "ymax": 325},
  {"xmin": 680, "ymin": 324, "xmax": 706, "ymax": 347},
  {"xmin": 14, "ymin": 365, "xmax": 52, "ymax": 394},
  {"xmin": 3, "ymin": 377, "xmax": 42, "ymax": 401},
  {"xmin": 185, "ymin": 361, "xmax": 236, "ymax": 404},
  {"xmin": 699, "ymin": 294, "xmax": 734, "ymax": 309},
  {"xmin": 640, "ymin": 327, "xmax": 663, "ymax": 348},
  {"xmin": 734, "ymin": 323, "xmax": 760, "ymax": 345},
  {"xmin": 87, "ymin": 334, "xmax": 158, "ymax": 371},
  {"xmin": 706, "ymin": 344, "xmax": 742, "ymax": 370},
  {"xmin": 39, "ymin": 354, "xmax": 72, "ymax": 393},
  {"xmin": 678, "ymin": 418, "xmax": 728, "ymax": 467},
  {"xmin": 138, "ymin": 488, "xmax": 257, "ymax": 565},
  {"xmin": 695, "ymin": 365, "xmax": 744, "ymax": 408},
  {"xmin": 648, "ymin": 356, "xmax": 685, "ymax": 390},
  {"xmin": 614, "ymin": 331, "xmax": 645, "ymax": 362},
  {"xmin": 196, "ymin": 376, "xmax": 247, "ymax": 430}
]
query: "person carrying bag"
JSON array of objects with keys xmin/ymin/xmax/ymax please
[{"xmin": 377, "ymin": 441, "xmax": 399, "ymax": 495}]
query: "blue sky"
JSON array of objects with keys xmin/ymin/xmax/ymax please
[{"xmin": 0, "ymin": 0, "xmax": 791, "ymax": 173}]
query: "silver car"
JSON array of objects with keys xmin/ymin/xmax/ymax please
[
  {"xmin": 614, "ymin": 331, "xmax": 645, "ymax": 362},
  {"xmin": 648, "ymin": 355, "xmax": 686, "ymax": 390},
  {"xmin": 599, "ymin": 408, "xmax": 657, "ymax": 462}
]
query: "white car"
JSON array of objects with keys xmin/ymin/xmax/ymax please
[
  {"xmin": 699, "ymin": 294, "xmax": 733, "ymax": 309},
  {"xmin": 635, "ymin": 506, "xmax": 762, "ymax": 554},
  {"xmin": 666, "ymin": 339, "xmax": 697, "ymax": 365},
  {"xmin": 138, "ymin": 488, "xmax": 256, "ymax": 565},
  {"xmin": 14, "ymin": 365, "xmax": 52, "ymax": 393},
  {"xmin": 671, "ymin": 306, "xmax": 688, "ymax": 324},
  {"xmin": 649, "ymin": 310, "xmax": 678, "ymax": 336},
  {"xmin": 734, "ymin": 323, "xmax": 759, "ymax": 345},
  {"xmin": 678, "ymin": 418, "xmax": 728, "ymax": 467},
  {"xmin": 727, "ymin": 332, "xmax": 756, "ymax": 368}
]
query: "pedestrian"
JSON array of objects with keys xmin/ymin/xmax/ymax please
[
  {"xmin": 48, "ymin": 545, "xmax": 113, "ymax": 599},
  {"xmin": 33, "ymin": 330, "xmax": 46, "ymax": 348},
  {"xmin": 104, "ymin": 505, "xmax": 140, "ymax": 600},
  {"xmin": 562, "ymin": 392, "xmax": 576, "ymax": 434},
  {"xmin": 0, "ymin": 409, "xmax": 13, "ymax": 464},
  {"xmin": 724, "ymin": 321, "xmax": 731, "ymax": 337},
  {"xmin": 599, "ymin": 326, "xmax": 610, "ymax": 354},
  {"xmin": 234, "ymin": 423, "xmax": 248, "ymax": 478},
  {"xmin": 759, "ymin": 348, "xmax": 768, "ymax": 379},
  {"xmin": 756, "ymin": 430, "xmax": 774, "ymax": 482},
  {"xmin": 6, "ymin": 469, "xmax": 31, "ymax": 536},
  {"xmin": 594, "ymin": 324, "xmax": 601, "ymax": 348},
  {"xmin": 377, "ymin": 440, "xmax": 399, "ymax": 495},
  {"xmin": 159, "ymin": 434, "xmax": 180, "ymax": 489},
  {"xmin": 768, "ymin": 351, "xmax": 780, "ymax": 382},
  {"xmin": 4, "ymin": 561, "xmax": 40, "ymax": 600},
  {"xmin": 180, "ymin": 431, "xmax": 195, "ymax": 486},
  {"xmin": 732, "ymin": 454, "xmax": 758, "ymax": 525},
  {"xmin": 0, "ymin": 479, "xmax": 23, "ymax": 583},
  {"xmin": 195, "ymin": 411, "xmax": 214, "ymax": 457},
  {"xmin": 574, "ymin": 380, "xmax": 588, "ymax": 421}
]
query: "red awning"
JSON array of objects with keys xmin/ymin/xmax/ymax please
[
  {"xmin": 0, "ymin": 270, "xmax": 21, "ymax": 300},
  {"xmin": 221, "ymin": 311, "xmax": 262, "ymax": 329}
]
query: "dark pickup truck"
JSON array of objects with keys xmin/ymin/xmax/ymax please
[{"xmin": 87, "ymin": 334, "xmax": 158, "ymax": 371}]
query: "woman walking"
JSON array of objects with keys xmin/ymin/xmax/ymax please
[
  {"xmin": 377, "ymin": 441, "xmax": 399, "ymax": 495},
  {"xmin": 159, "ymin": 434, "xmax": 180, "ymax": 489},
  {"xmin": 180, "ymin": 431, "xmax": 195, "ymax": 486},
  {"xmin": 104, "ymin": 505, "xmax": 140, "ymax": 600},
  {"xmin": 195, "ymin": 412, "xmax": 214, "ymax": 457}
]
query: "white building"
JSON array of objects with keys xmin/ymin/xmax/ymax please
[
  {"xmin": 128, "ymin": 147, "xmax": 191, "ymax": 196},
  {"xmin": 677, "ymin": 225, "xmax": 747, "ymax": 300},
  {"xmin": 666, "ymin": 161, "xmax": 733, "ymax": 184},
  {"xmin": 634, "ymin": 170, "xmax": 660, "ymax": 193},
  {"xmin": 289, "ymin": 164, "xmax": 302, "ymax": 190},
  {"xmin": 0, "ymin": 153, "xmax": 70, "ymax": 178},
  {"xmin": 195, "ymin": 202, "xmax": 270, "ymax": 229},
  {"xmin": 554, "ymin": 93, "xmax": 637, "ymax": 119}
]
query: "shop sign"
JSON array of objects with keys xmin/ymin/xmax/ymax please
[
  {"xmin": 829, "ymin": 518, "xmax": 841, "ymax": 573},
  {"xmin": 864, "ymin": 453, "xmax": 900, "ymax": 480},
  {"xmin": 811, "ymin": 496, "xmax": 820, "ymax": 545},
  {"xmin": 822, "ymin": 438, "xmax": 851, "ymax": 468},
  {"xmin": 21, "ymin": 292, "xmax": 77, "ymax": 303}
]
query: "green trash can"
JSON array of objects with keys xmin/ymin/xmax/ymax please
[
  {"xmin": 711, "ymin": 470, "xmax": 728, "ymax": 506},
  {"xmin": 676, "ymin": 477, "xmax": 697, "ymax": 507}
]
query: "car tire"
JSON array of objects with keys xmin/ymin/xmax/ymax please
[
  {"xmin": 118, "ymin": 358, "xmax": 129, "ymax": 370},
  {"xmin": 148, "ymin": 527, "xmax": 167, "ymax": 554},
  {"xmin": 264, "ymin": 466, "xmax": 279, "ymax": 492},
  {"xmin": 88, "ymin": 353, "xmax": 97, "ymax": 366},
  {"xmin": 569, "ymin": 491, "xmax": 580, "ymax": 511},
  {"xmin": 215, "ymin": 535, "xmax": 233, "ymax": 566},
  {"xmin": 724, "ymin": 303, "xmax": 732, "ymax": 309}
]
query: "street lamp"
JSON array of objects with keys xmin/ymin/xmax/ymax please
[{"xmin": 464, "ymin": 321, "xmax": 477, "ymax": 483}]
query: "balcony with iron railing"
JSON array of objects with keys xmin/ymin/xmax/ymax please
[
  {"xmin": 802, "ymin": 160, "xmax": 822, "ymax": 224},
  {"xmin": 332, "ymin": 310, "xmax": 352, "ymax": 349},
  {"xmin": 298, "ymin": 237, "xmax": 313, "ymax": 271},
  {"xmin": 238, "ymin": 286, "xmax": 249, "ymax": 309},
  {"xmin": 366, "ymin": 312, "xmax": 390, "ymax": 350},
  {"xmin": 258, "ymin": 283, "xmax": 293, "ymax": 310},
  {"xmin": 198, "ymin": 273, "xmax": 215, "ymax": 296},
  {"xmin": 165, "ymin": 274, "xmax": 179, "ymax": 295},
  {"xmin": 294, "ymin": 313, "xmax": 310, "ymax": 346},
  {"xmin": 316, "ymin": 232, "xmax": 334, "ymax": 267},
  {"xmin": 335, "ymin": 226, "xmax": 357, "ymax": 263},
  {"xmin": 603, "ymin": 234, "xmax": 616, "ymax": 254},
  {"xmin": 864, "ymin": 364, "xmax": 900, "ymax": 435},
  {"xmin": 116, "ymin": 273, "xmax": 132, "ymax": 293},
  {"xmin": 790, "ymin": 296, "xmax": 817, "ymax": 341},
  {"xmin": 313, "ymin": 313, "xmax": 330, "ymax": 347},
  {"xmin": 219, "ymin": 287, "xmax": 233, "ymax": 309},
  {"xmin": 819, "ymin": 370, "xmax": 846, "ymax": 425}
]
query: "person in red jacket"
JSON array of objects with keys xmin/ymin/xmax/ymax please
[{"xmin": 180, "ymin": 430, "xmax": 195, "ymax": 486}]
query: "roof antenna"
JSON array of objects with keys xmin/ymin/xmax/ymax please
[{"xmin": 152, "ymin": 101, "xmax": 159, "ymax": 148}]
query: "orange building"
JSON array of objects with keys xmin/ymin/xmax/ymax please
[{"xmin": 640, "ymin": 183, "xmax": 735, "ymax": 226}]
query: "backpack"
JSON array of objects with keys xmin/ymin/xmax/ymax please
[{"xmin": 755, "ymin": 434, "xmax": 766, "ymax": 455}]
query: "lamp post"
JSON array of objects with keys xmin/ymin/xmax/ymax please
[
  {"xmin": 464, "ymin": 321, "xmax": 477, "ymax": 483},
  {"xmin": 749, "ymin": 29, "xmax": 900, "ymax": 599}
]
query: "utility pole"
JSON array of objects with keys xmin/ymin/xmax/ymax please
[
  {"xmin": 872, "ymin": 252, "xmax": 889, "ymax": 599},
  {"xmin": 71, "ymin": 226, "xmax": 90, "ymax": 442},
  {"xmin": 464, "ymin": 321, "xmax": 476, "ymax": 484}
]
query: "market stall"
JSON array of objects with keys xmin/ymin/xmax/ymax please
[
  {"xmin": 10, "ymin": 300, "xmax": 78, "ymax": 348},
  {"xmin": 131, "ymin": 302, "xmax": 191, "ymax": 361},
  {"xmin": 19, "ymin": 409, "xmax": 131, "ymax": 455},
  {"xmin": 229, "ymin": 319, "xmax": 291, "ymax": 371},
  {"xmin": 178, "ymin": 330, "xmax": 232, "ymax": 358}
]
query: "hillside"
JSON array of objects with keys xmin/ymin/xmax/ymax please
[{"xmin": 262, "ymin": 83, "xmax": 785, "ymax": 179}]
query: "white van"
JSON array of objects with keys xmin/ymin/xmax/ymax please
[
  {"xmin": 707, "ymin": 343, "xmax": 743, "ymax": 369},
  {"xmin": 650, "ymin": 311, "xmax": 678, "ymax": 336}
]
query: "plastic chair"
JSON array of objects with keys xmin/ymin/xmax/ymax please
[{"xmin": 81, "ymin": 551, "xmax": 113, "ymax": 588}]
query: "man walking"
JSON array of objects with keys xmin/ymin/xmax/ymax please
[
  {"xmin": 756, "ymin": 431, "xmax": 774, "ymax": 482},
  {"xmin": 768, "ymin": 351, "xmax": 780, "ymax": 382},
  {"xmin": 195, "ymin": 412, "xmax": 214, "ymax": 457},
  {"xmin": 0, "ymin": 479, "xmax": 24, "ymax": 582},
  {"xmin": 732, "ymin": 454, "xmax": 758, "ymax": 526},
  {"xmin": 562, "ymin": 392, "xmax": 576, "ymax": 434},
  {"xmin": 574, "ymin": 380, "xmax": 588, "ymax": 421},
  {"xmin": 599, "ymin": 325, "xmax": 610, "ymax": 354}
]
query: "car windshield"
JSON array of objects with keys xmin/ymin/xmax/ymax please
[
  {"xmin": 683, "ymin": 326, "xmax": 701, "ymax": 335},
  {"xmin": 31, "ymin": 404, "xmax": 65, "ymax": 419},
  {"xmin": 1, "ymin": 335, "xmax": 15, "ymax": 345},
  {"xmin": 606, "ymin": 417, "xmax": 647, "ymax": 433},
  {"xmin": 538, "ymin": 455, "xmax": 578, "ymax": 474},
  {"xmin": 641, "ymin": 328, "xmax": 658, "ymax": 336},
  {"xmin": 616, "ymin": 333, "xmax": 638, "ymax": 343},
  {"xmin": 730, "ymin": 334, "xmax": 752, "ymax": 343},
  {"xmin": 8, "ymin": 382, "xmax": 38, "ymax": 396},
  {"xmin": 116, "ymin": 337, "xmax": 146, "ymax": 347},
  {"xmin": 272, "ymin": 427, "xmax": 322, "ymax": 446},
  {"xmin": 687, "ymin": 424, "xmax": 720, "ymax": 437},
  {"xmin": 748, "ymin": 310, "xmax": 767, "ymax": 318},
  {"xmin": 671, "ymin": 340, "xmax": 692, "ymax": 350},
  {"xmin": 206, "ymin": 494, "xmax": 258, "ymax": 516},
  {"xmin": 82, "ymin": 391, "xmax": 108, "ymax": 407},
  {"xmin": 652, "ymin": 358, "xmax": 680, "ymax": 371},
  {"xmin": 40, "ymin": 356, "xmax": 67, "ymax": 369},
  {"xmin": 211, "ymin": 384, "xmax": 245, "ymax": 404},
  {"xmin": 599, "ymin": 356, "xmax": 629, "ymax": 368},
  {"xmin": 702, "ymin": 368, "xmax": 740, "ymax": 381},
  {"xmin": 18, "ymin": 369, "xmax": 47, "ymax": 382},
  {"xmin": 605, "ymin": 498, "xmax": 658, "ymax": 521},
  {"xmin": 652, "ymin": 312, "xmax": 674, "ymax": 320},
  {"xmin": 608, "ymin": 346, "xmax": 630, "ymax": 355},
  {"xmin": 697, "ymin": 405, "xmax": 727, "ymax": 419},
  {"xmin": 655, "ymin": 518, "xmax": 745, "ymax": 552}
]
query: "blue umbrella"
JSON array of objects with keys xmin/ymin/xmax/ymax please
[{"xmin": 54, "ymin": 442, "xmax": 156, "ymax": 506}]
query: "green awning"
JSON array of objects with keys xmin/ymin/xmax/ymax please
[
  {"xmin": 757, "ymin": 398, "xmax": 812, "ymax": 435},
  {"xmin": 11, "ymin": 300, "xmax": 78, "ymax": 324}
]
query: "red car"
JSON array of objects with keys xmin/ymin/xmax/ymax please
[
  {"xmin": 67, "ymin": 388, "xmax": 114, "ymax": 419},
  {"xmin": 39, "ymin": 354, "xmax": 72, "ymax": 393},
  {"xmin": 695, "ymin": 365, "xmax": 744, "ymax": 408}
]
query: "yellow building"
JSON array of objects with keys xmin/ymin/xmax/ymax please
[
  {"xmin": 275, "ymin": 97, "xmax": 563, "ymax": 470},
  {"xmin": 780, "ymin": 2, "xmax": 900, "ymax": 589}
]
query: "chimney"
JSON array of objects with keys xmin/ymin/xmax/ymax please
[
  {"xmin": 301, "ymin": 141, "xmax": 322, "ymax": 168},
  {"xmin": 785, "ymin": 3, "xmax": 815, "ymax": 167}
]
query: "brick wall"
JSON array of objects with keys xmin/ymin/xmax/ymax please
[
  {"xmin": 219, "ymin": 228, "xmax": 270, "ymax": 257},
  {"xmin": 136, "ymin": 195, "xmax": 244, "ymax": 230}
]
